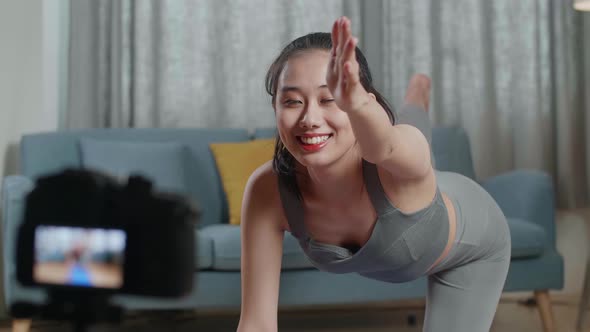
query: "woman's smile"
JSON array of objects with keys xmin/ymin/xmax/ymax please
[{"xmin": 296, "ymin": 134, "xmax": 333, "ymax": 152}]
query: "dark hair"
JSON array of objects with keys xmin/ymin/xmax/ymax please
[{"xmin": 265, "ymin": 32, "xmax": 395, "ymax": 196}]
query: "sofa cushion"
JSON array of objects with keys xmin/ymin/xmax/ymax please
[
  {"xmin": 209, "ymin": 139, "xmax": 275, "ymax": 225},
  {"xmin": 507, "ymin": 217, "xmax": 546, "ymax": 259},
  {"xmin": 199, "ymin": 224, "xmax": 313, "ymax": 271},
  {"xmin": 196, "ymin": 230, "xmax": 213, "ymax": 269},
  {"xmin": 79, "ymin": 139, "xmax": 189, "ymax": 195}
]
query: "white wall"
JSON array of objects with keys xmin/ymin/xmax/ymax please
[
  {"xmin": 0, "ymin": 0, "xmax": 68, "ymax": 317},
  {"xmin": 0, "ymin": 0, "xmax": 67, "ymax": 180}
]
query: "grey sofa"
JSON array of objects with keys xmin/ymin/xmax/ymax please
[{"xmin": 1, "ymin": 126, "xmax": 563, "ymax": 330}]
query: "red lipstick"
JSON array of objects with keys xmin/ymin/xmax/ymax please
[{"xmin": 297, "ymin": 134, "xmax": 332, "ymax": 152}]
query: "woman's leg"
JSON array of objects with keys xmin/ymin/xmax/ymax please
[
  {"xmin": 398, "ymin": 74, "xmax": 432, "ymax": 146},
  {"xmin": 424, "ymin": 246, "xmax": 510, "ymax": 332},
  {"xmin": 424, "ymin": 174, "xmax": 511, "ymax": 332},
  {"xmin": 398, "ymin": 74, "xmax": 433, "ymax": 165}
]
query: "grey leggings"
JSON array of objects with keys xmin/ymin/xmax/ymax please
[
  {"xmin": 397, "ymin": 104, "xmax": 511, "ymax": 331},
  {"xmin": 423, "ymin": 171, "xmax": 512, "ymax": 332}
]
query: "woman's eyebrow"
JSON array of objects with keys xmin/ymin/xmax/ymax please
[
  {"xmin": 280, "ymin": 84, "xmax": 329, "ymax": 93},
  {"xmin": 280, "ymin": 86, "xmax": 301, "ymax": 93}
]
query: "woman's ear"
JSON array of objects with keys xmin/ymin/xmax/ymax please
[{"xmin": 368, "ymin": 93, "xmax": 376, "ymax": 100}]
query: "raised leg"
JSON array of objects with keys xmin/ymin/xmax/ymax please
[
  {"xmin": 534, "ymin": 290, "xmax": 556, "ymax": 332},
  {"xmin": 398, "ymin": 73, "xmax": 434, "ymax": 164},
  {"xmin": 12, "ymin": 319, "xmax": 31, "ymax": 332},
  {"xmin": 404, "ymin": 73, "xmax": 431, "ymax": 112}
]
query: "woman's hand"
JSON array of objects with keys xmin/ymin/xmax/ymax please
[{"xmin": 327, "ymin": 16, "xmax": 371, "ymax": 113}]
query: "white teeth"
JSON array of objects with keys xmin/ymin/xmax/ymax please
[{"xmin": 301, "ymin": 135, "xmax": 330, "ymax": 145}]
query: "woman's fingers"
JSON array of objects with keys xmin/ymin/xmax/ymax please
[
  {"xmin": 341, "ymin": 37, "xmax": 356, "ymax": 71},
  {"xmin": 330, "ymin": 16, "xmax": 360, "ymax": 90},
  {"xmin": 338, "ymin": 18, "xmax": 348, "ymax": 57},
  {"xmin": 330, "ymin": 18, "xmax": 340, "ymax": 78},
  {"xmin": 344, "ymin": 60, "xmax": 360, "ymax": 88},
  {"xmin": 331, "ymin": 18, "xmax": 340, "ymax": 55}
]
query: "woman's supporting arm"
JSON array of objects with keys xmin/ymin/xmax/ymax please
[{"xmin": 237, "ymin": 163, "xmax": 285, "ymax": 332}]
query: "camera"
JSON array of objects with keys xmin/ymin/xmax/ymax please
[{"xmin": 12, "ymin": 168, "xmax": 199, "ymax": 330}]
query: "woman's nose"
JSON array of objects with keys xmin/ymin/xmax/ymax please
[{"xmin": 299, "ymin": 103, "xmax": 323, "ymax": 129}]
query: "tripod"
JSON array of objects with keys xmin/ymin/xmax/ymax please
[{"xmin": 12, "ymin": 290, "xmax": 123, "ymax": 332}]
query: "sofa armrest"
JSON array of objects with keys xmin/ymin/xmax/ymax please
[
  {"xmin": 1, "ymin": 176, "xmax": 46, "ymax": 311},
  {"xmin": 480, "ymin": 169, "xmax": 556, "ymax": 247}
]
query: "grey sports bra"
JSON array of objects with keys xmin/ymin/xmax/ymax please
[
  {"xmin": 278, "ymin": 162, "xmax": 449, "ymax": 283},
  {"xmin": 277, "ymin": 104, "xmax": 450, "ymax": 283}
]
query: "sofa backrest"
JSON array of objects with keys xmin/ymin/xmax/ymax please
[
  {"xmin": 19, "ymin": 126, "xmax": 476, "ymax": 228},
  {"xmin": 431, "ymin": 127, "xmax": 476, "ymax": 180},
  {"xmin": 253, "ymin": 126, "xmax": 477, "ymax": 180},
  {"xmin": 20, "ymin": 128, "xmax": 251, "ymax": 228}
]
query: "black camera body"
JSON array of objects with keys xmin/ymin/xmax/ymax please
[{"xmin": 13, "ymin": 168, "xmax": 199, "ymax": 328}]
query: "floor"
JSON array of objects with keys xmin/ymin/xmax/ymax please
[
  {"xmin": 1, "ymin": 209, "xmax": 589, "ymax": 332},
  {"xmin": 0, "ymin": 296, "xmax": 588, "ymax": 331}
]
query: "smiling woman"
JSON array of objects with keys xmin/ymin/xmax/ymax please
[
  {"xmin": 237, "ymin": 17, "xmax": 512, "ymax": 332},
  {"xmin": 275, "ymin": 50, "xmax": 359, "ymax": 168},
  {"xmin": 265, "ymin": 31, "xmax": 395, "ymax": 196}
]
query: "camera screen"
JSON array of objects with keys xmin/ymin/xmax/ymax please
[{"xmin": 33, "ymin": 226, "xmax": 126, "ymax": 289}]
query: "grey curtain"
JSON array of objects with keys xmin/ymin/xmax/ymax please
[
  {"xmin": 364, "ymin": 0, "xmax": 590, "ymax": 209},
  {"xmin": 67, "ymin": 0, "xmax": 360, "ymax": 129},
  {"xmin": 67, "ymin": 0, "xmax": 590, "ymax": 209},
  {"xmin": 552, "ymin": 3, "xmax": 590, "ymax": 209}
]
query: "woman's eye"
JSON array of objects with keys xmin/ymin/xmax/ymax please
[
  {"xmin": 284, "ymin": 100, "xmax": 302, "ymax": 106},
  {"xmin": 321, "ymin": 99, "xmax": 335, "ymax": 104}
]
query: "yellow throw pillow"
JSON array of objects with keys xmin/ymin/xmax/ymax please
[{"xmin": 209, "ymin": 139, "xmax": 276, "ymax": 225}]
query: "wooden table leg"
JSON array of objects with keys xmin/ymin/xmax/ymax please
[
  {"xmin": 535, "ymin": 290, "xmax": 556, "ymax": 332},
  {"xmin": 577, "ymin": 248, "xmax": 590, "ymax": 330}
]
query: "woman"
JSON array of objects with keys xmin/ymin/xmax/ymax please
[{"xmin": 238, "ymin": 17, "xmax": 511, "ymax": 332}]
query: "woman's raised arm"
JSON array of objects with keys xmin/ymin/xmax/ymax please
[{"xmin": 327, "ymin": 17, "xmax": 431, "ymax": 180}]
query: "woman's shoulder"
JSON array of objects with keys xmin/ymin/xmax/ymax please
[
  {"xmin": 246, "ymin": 160, "xmax": 279, "ymax": 194},
  {"xmin": 243, "ymin": 160, "xmax": 289, "ymax": 231}
]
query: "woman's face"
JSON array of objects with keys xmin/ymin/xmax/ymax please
[{"xmin": 274, "ymin": 50, "xmax": 357, "ymax": 169}]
